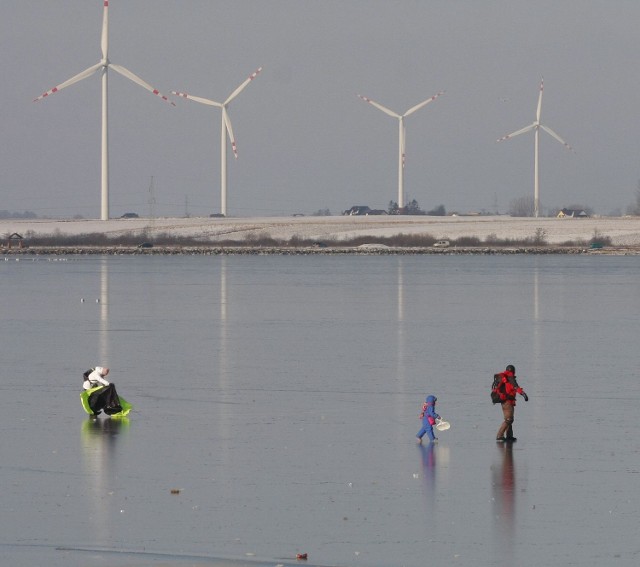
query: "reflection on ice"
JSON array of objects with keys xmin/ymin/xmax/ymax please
[
  {"xmin": 418, "ymin": 442, "xmax": 450, "ymax": 530},
  {"xmin": 3, "ymin": 255, "xmax": 640, "ymax": 567},
  {"xmin": 492, "ymin": 443, "xmax": 516, "ymax": 561},
  {"xmin": 81, "ymin": 417, "xmax": 129, "ymax": 543},
  {"xmin": 82, "ymin": 415, "xmax": 130, "ymax": 440}
]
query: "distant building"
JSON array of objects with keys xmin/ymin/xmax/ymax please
[
  {"xmin": 343, "ymin": 205, "xmax": 371, "ymax": 216},
  {"xmin": 557, "ymin": 208, "xmax": 588, "ymax": 218},
  {"xmin": 7, "ymin": 233, "xmax": 24, "ymax": 249}
]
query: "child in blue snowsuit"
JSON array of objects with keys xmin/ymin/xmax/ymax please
[{"xmin": 416, "ymin": 395, "xmax": 440, "ymax": 443}]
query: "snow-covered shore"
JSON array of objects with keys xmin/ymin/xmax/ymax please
[{"xmin": 2, "ymin": 215, "xmax": 640, "ymax": 246}]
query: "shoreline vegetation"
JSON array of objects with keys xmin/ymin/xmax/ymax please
[
  {"xmin": 3, "ymin": 247, "xmax": 632, "ymax": 255},
  {"xmin": 2, "ymin": 216, "xmax": 640, "ymax": 254},
  {"xmin": 2, "ymin": 231, "xmax": 637, "ymax": 255}
]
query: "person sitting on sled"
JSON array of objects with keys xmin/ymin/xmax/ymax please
[
  {"xmin": 83, "ymin": 366, "xmax": 110, "ymax": 390},
  {"xmin": 82, "ymin": 366, "xmax": 125, "ymax": 416},
  {"xmin": 416, "ymin": 395, "xmax": 440, "ymax": 444}
]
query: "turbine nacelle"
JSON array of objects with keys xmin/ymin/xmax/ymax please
[
  {"xmin": 171, "ymin": 67, "xmax": 263, "ymax": 216},
  {"xmin": 33, "ymin": 0, "xmax": 175, "ymax": 220},
  {"xmin": 358, "ymin": 90, "xmax": 444, "ymax": 209},
  {"xmin": 497, "ymin": 78, "xmax": 573, "ymax": 217}
]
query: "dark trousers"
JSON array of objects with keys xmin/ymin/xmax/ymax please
[{"xmin": 88, "ymin": 383, "xmax": 122, "ymax": 415}]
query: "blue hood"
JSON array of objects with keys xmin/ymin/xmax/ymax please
[{"xmin": 426, "ymin": 395, "xmax": 437, "ymax": 404}]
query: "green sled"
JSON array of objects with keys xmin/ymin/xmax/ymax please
[{"xmin": 80, "ymin": 386, "xmax": 133, "ymax": 417}]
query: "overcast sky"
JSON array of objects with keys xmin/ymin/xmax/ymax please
[{"xmin": 2, "ymin": 1, "xmax": 640, "ymax": 218}]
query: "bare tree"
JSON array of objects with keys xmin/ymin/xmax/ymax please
[
  {"xmin": 426, "ymin": 204, "xmax": 447, "ymax": 216},
  {"xmin": 508, "ymin": 195, "xmax": 535, "ymax": 217},
  {"xmin": 388, "ymin": 200, "xmax": 424, "ymax": 215},
  {"xmin": 625, "ymin": 182, "xmax": 640, "ymax": 215}
]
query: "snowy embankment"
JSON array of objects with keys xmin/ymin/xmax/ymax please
[{"xmin": 2, "ymin": 215, "xmax": 640, "ymax": 246}]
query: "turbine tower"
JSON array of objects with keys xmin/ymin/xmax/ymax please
[
  {"xmin": 34, "ymin": 0, "xmax": 175, "ymax": 221},
  {"xmin": 497, "ymin": 78, "xmax": 572, "ymax": 218},
  {"xmin": 172, "ymin": 68, "xmax": 262, "ymax": 217},
  {"xmin": 358, "ymin": 91, "xmax": 444, "ymax": 209}
]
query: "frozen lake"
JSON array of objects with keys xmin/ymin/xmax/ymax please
[{"xmin": 1, "ymin": 254, "xmax": 639, "ymax": 566}]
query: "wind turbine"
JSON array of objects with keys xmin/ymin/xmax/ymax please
[
  {"xmin": 497, "ymin": 78, "xmax": 572, "ymax": 218},
  {"xmin": 172, "ymin": 67, "xmax": 262, "ymax": 217},
  {"xmin": 34, "ymin": 0, "xmax": 175, "ymax": 221},
  {"xmin": 357, "ymin": 91, "xmax": 444, "ymax": 210}
]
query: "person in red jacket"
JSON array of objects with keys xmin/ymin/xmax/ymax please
[{"xmin": 495, "ymin": 364, "xmax": 528, "ymax": 442}]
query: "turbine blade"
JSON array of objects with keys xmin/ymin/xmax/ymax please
[
  {"xmin": 109, "ymin": 64, "xmax": 175, "ymax": 105},
  {"xmin": 404, "ymin": 91, "xmax": 445, "ymax": 117},
  {"xmin": 357, "ymin": 94, "xmax": 399, "ymax": 118},
  {"xmin": 540, "ymin": 124, "xmax": 573, "ymax": 151},
  {"xmin": 33, "ymin": 62, "xmax": 103, "ymax": 101},
  {"xmin": 225, "ymin": 67, "xmax": 262, "ymax": 105},
  {"xmin": 171, "ymin": 91, "xmax": 222, "ymax": 107},
  {"xmin": 536, "ymin": 77, "xmax": 544, "ymax": 123},
  {"xmin": 222, "ymin": 108, "xmax": 238, "ymax": 158},
  {"xmin": 101, "ymin": 0, "xmax": 109, "ymax": 60},
  {"xmin": 497, "ymin": 123, "xmax": 536, "ymax": 142}
]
